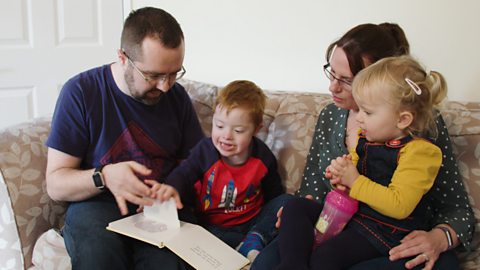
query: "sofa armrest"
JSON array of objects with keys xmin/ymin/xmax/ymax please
[
  {"xmin": 0, "ymin": 118, "xmax": 67, "ymax": 269},
  {"xmin": 0, "ymin": 170, "xmax": 24, "ymax": 268}
]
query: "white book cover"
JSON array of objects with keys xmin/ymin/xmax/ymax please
[{"xmin": 107, "ymin": 199, "xmax": 249, "ymax": 270}]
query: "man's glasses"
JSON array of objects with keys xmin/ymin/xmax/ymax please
[
  {"xmin": 323, "ymin": 63, "xmax": 353, "ymax": 89},
  {"xmin": 123, "ymin": 50, "xmax": 186, "ymax": 83}
]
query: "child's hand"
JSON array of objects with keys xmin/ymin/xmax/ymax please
[
  {"xmin": 325, "ymin": 166, "xmax": 332, "ymax": 179},
  {"xmin": 144, "ymin": 180, "xmax": 183, "ymax": 209},
  {"xmin": 327, "ymin": 155, "xmax": 347, "ymax": 180},
  {"xmin": 327, "ymin": 156, "xmax": 347, "ymax": 190},
  {"xmin": 328, "ymin": 155, "xmax": 359, "ymax": 188},
  {"xmin": 143, "ymin": 179, "xmax": 162, "ymax": 197},
  {"xmin": 275, "ymin": 207, "xmax": 283, "ymax": 228}
]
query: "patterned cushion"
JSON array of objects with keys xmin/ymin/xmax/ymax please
[
  {"xmin": 0, "ymin": 170, "xmax": 23, "ymax": 269},
  {"xmin": 440, "ymin": 101, "xmax": 480, "ymax": 269},
  {"xmin": 179, "ymin": 79, "xmax": 218, "ymax": 137},
  {"xmin": 0, "ymin": 118, "xmax": 67, "ymax": 269},
  {"xmin": 31, "ymin": 229, "xmax": 70, "ymax": 270},
  {"xmin": 262, "ymin": 91, "xmax": 332, "ymax": 193}
]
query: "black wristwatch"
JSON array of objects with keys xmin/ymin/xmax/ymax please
[
  {"xmin": 92, "ymin": 165, "xmax": 106, "ymax": 191},
  {"xmin": 435, "ymin": 225, "xmax": 454, "ymax": 250}
]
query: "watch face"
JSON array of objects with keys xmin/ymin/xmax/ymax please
[{"xmin": 93, "ymin": 171, "xmax": 105, "ymax": 189}]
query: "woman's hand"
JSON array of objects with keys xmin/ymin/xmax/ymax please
[{"xmin": 389, "ymin": 228, "xmax": 449, "ymax": 270}]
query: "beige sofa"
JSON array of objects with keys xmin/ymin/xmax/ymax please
[{"xmin": 1, "ymin": 79, "xmax": 479, "ymax": 269}]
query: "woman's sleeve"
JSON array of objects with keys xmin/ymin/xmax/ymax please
[
  {"xmin": 430, "ymin": 115, "xmax": 475, "ymax": 250},
  {"xmin": 296, "ymin": 119, "xmax": 326, "ymax": 200},
  {"xmin": 296, "ymin": 104, "xmax": 344, "ymax": 202}
]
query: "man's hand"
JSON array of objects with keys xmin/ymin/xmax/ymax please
[
  {"xmin": 102, "ymin": 161, "xmax": 154, "ymax": 215},
  {"xmin": 389, "ymin": 229, "xmax": 448, "ymax": 270}
]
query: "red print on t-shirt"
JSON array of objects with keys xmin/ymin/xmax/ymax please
[{"xmin": 100, "ymin": 122, "xmax": 168, "ymax": 181}]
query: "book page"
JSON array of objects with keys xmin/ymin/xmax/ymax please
[
  {"xmin": 107, "ymin": 212, "xmax": 181, "ymax": 248},
  {"xmin": 107, "ymin": 197, "xmax": 249, "ymax": 270},
  {"xmin": 107, "ymin": 215, "xmax": 249, "ymax": 270},
  {"xmin": 165, "ymin": 223, "xmax": 249, "ymax": 270},
  {"xmin": 144, "ymin": 198, "xmax": 180, "ymax": 228}
]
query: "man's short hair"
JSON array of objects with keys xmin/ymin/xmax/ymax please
[{"xmin": 121, "ymin": 7, "xmax": 184, "ymax": 60}]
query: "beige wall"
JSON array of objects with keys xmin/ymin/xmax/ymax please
[{"xmin": 133, "ymin": 0, "xmax": 480, "ymax": 102}]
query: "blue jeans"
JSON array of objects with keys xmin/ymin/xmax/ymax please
[
  {"xmin": 62, "ymin": 192, "xmax": 194, "ymax": 270},
  {"xmin": 251, "ymin": 237, "xmax": 460, "ymax": 270},
  {"xmin": 203, "ymin": 193, "xmax": 294, "ymax": 248}
]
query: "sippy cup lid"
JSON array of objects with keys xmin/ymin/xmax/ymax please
[{"xmin": 325, "ymin": 189, "xmax": 359, "ymax": 214}]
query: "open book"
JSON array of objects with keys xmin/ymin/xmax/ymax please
[{"xmin": 107, "ymin": 199, "xmax": 249, "ymax": 270}]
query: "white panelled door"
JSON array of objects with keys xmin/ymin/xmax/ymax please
[{"xmin": 0, "ymin": 0, "xmax": 124, "ymax": 129}]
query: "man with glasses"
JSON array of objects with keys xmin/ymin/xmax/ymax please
[{"xmin": 45, "ymin": 7, "xmax": 204, "ymax": 270}]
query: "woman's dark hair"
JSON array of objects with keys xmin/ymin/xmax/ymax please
[
  {"xmin": 121, "ymin": 7, "xmax": 184, "ymax": 60},
  {"xmin": 326, "ymin": 23, "xmax": 410, "ymax": 76}
]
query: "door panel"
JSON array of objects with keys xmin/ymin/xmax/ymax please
[{"xmin": 0, "ymin": 0, "xmax": 124, "ymax": 129}]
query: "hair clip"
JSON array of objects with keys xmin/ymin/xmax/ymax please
[{"xmin": 405, "ymin": 78, "xmax": 422, "ymax": 95}]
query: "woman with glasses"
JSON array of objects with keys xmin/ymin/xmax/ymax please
[{"xmin": 251, "ymin": 23, "xmax": 474, "ymax": 270}]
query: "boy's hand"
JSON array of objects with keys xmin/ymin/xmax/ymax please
[
  {"xmin": 144, "ymin": 180, "xmax": 183, "ymax": 209},
  {"xmin": 275, "ymin": 206, "xmax": 283, "ymax": 228}
]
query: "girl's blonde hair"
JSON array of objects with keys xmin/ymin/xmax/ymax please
[
  {"xmin": 215, "ymin": 80, "xmax": 266, "ymax": 128},
  {"xmin": 352, "ymin": 55, "xmax": 447, "ymax": 138}
]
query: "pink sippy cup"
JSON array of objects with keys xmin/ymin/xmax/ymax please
[{"xmin": 313, "ymin": 189, "xmax": 358, "ymax": 247}]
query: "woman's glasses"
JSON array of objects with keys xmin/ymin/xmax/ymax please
[{"xmin": 323, "ymin": 63, "xmax": 353, "ymax": 90}]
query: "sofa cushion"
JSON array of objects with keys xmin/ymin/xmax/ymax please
[
  {"xmin": 441, "ymin": 101, "xmax": 480, "ymax": 269},
  {"xmin": 0, "ymin": 118, "xmax": 67, "ymax": 269},
  {"xmin": 0, "ymin": 170, "xmax": 24, "ymax": 269},
  {"xmin": 263, "ymin": 91, "xmax": 332, "ymax": 193},
  {"xmin": 179, "ymin": 79, "xmax": 218, "ymax": 137},
  {"xmin": 31, "ymin": 229, "xmax": 70, "ymax": 270}
]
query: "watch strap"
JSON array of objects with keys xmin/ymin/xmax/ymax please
[
  {"xmin": 435, "ymin": 225, "xmax": 454, "ymax": 250},
  {"xmin": 92, "ymin": 164, "xmax": 106, "ymax": 190}
]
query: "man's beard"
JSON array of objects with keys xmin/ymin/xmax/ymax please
[{"xmin": 124, "ymin": 68, "xmax": 164, "ymax": 106}]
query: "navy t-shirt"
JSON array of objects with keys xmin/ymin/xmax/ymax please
[{"xmin": 46, "ymin": 64, "xmax": 204, "ymax": 181}]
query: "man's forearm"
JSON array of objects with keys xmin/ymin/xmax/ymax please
[{"xmin": 46, "ymin": 167, "xmax": 101, "ymax": 202}]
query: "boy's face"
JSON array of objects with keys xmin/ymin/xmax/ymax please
[{"xmin": 212, "ymin": 105, "xmax": 258, "ymax": 166}]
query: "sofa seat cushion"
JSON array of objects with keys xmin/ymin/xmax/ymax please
[{"xmin": 31, "ymin": 229, "xmax": 70, "ymax": 270}]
